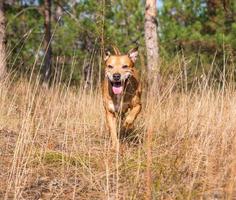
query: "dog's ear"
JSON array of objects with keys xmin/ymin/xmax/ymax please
[
  {"xmin": 128, "ymin": 47, "xmax": 138, "ymax": 63},
  {"xmin": 104, "ymin": 50, "xmax": 111, "ymax": 62}
]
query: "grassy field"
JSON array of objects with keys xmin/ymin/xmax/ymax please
[{"xmin": 0, "ymin": 70, "xmax": 236, "ymax": 199}]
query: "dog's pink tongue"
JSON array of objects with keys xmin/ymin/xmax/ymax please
[{"xmin": 112, "ymin": 86, "xmax": 123, "ymax": 94}]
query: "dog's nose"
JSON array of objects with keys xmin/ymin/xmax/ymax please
[{"xmin": 113, "ymin": 73, "xmax": 121, "ymax": 81}]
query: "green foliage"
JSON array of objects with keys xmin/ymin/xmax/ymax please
[
  {"xmin": 159, "ymin": 0, "xmax": 236, "ymax": 83},
  {"xmin": 4, "ymin": 0, "xmax": 236, "ymax": 85},
  {"xmin": 5, "ymin": 0, "xmax": 145, "ymax": 84}
]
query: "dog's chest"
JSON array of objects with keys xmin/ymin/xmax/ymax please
[{"xmin": 108, "ymin": 95, "xmax": 130, "ymax": 113}]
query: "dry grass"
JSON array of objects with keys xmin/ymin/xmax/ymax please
[{"xmin": 1, "ymin": 70, "xmax": 236, "ymax": 199}]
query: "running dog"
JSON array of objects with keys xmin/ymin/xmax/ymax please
[{"xmin": 102, "ymin": 46, "xmax": 142, "ymax": 148}]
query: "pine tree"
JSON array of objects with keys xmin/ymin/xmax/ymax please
[
  {"xmin": 0, "ymin": 1, "xmax": 6, "ymax": 78},
  {"xmin": 144, "ymin": 0, "xmax": 159, "ymax": 83},
  {"xmin": 42, "ymin": 0, "xmax": 52, "ymax": 86}
]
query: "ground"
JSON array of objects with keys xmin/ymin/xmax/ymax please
[{"xmin": 0, "ymin": 79, "xmax": 236, "ymax": 199}]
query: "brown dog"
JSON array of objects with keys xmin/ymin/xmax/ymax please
[{"xmin": 102, "ymin": 46, "xmax": 142, "ymax": 148}]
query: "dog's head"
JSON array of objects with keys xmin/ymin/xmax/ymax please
[{"xmin": 104, "ymin": 46, "xmax": 138, "ymax": 95}]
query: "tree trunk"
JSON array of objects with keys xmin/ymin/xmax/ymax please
[
  {"xmin": 43, "ymin": 0, "xmax": 52, "ymax": 85},
  {"xmin": 144, "ymin": 1, "xmax": 159, "ymax": 199},
  {"xmin": 144, "ymin": 0, "xmax": 159, "ymax": 84},
  {"xmin": 0, "ymin": 1, "xmax": 6, "ymax": 79}
]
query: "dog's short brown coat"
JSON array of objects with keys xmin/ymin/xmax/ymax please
[{"xmin": 102, "ymin": 46, "xmax": 142, "ymax": 148}]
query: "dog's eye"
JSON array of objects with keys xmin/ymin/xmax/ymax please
[
  {"xmin": 107, "ymin": 65, "xmax": 113, "ymax": 69},
  {"xmin": 122, "ymin": 65, "xmax": 128, "ymax": 69}
]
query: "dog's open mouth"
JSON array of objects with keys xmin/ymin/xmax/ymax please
[
  {"xmin": 110, "ymin": 78, "xmax": 129, "ymax": 95},
  {"xmin": 111, "ymin": 81, "xmax": 123, "ymax": 95}
]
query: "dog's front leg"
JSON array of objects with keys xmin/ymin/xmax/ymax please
[
  {"xmin": 124, "ymin": 103, "xmax": 141, "ymax": 129},
  {"xmin": 106, "ymin": 110, "xmax": 118, "ymax": 148}
]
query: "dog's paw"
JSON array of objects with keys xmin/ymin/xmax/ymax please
[{"xmin": 124, "ymin": 116, "xmax": 134, "ymax": 129}]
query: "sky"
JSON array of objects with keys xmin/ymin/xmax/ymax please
[{"xmin": 157, "ymin": 0, "xmax": 163, "ymax": 9}]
